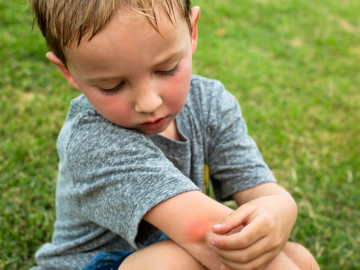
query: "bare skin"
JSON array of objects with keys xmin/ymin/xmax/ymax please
[{"xmin": 119, "ymin": 240, "xmax": 207, "ymax": 270}]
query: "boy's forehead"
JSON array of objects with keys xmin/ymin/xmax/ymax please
[
  {"xmin": 65, "ymin": 6, "xmax": 190, "ymax": 76},
  {"xmin": 66, "ymin": 5, "xmax": 185, "ymax": 56}
]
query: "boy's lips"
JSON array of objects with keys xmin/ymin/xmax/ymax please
[{"xmin": 140, "ymin": 116, "xmax": 169, "ymax": 131}]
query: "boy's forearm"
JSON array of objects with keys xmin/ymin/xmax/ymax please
[
  {"xmin": 233, "ymin": 182, "xmax": 296, "ymax": 208},
  {"xmin": 143, "ymin": 190, "xmax": 233, "ymax": 269}
]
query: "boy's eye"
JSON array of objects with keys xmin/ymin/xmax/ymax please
[
  {"xmin": 157, "ymin": 64, "xmax": 180, "ymax": 77},
  {"xmin": 98, "ymin": 82, "xmax": 125, "ymax": 96}
]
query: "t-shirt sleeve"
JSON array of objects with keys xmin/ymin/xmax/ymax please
[
  {"xmin": 64, "ymin": 115, "xmax": 199, "ymax": 249},
  {"xmin": 204, "ymin": 81, "xmax": 276, "ymax": 201}
]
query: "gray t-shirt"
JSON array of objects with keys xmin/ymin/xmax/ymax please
[{"xmin": 33, "ymin": 75, "xmax": 275, "ymax": 269}]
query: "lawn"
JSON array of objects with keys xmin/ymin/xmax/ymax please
[{"xmin": 1, "ymin": 0, "xmax": 359, "ymax": 269}]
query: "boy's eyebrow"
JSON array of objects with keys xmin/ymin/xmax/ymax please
[
  {"xmin": 153, "ymin": 48, "xmax": 185, "ymax": 67},
  {"xmin": 87, "ymin": 49, "xmax": 185, "ymax": 83}
]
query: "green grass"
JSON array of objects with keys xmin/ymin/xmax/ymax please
[{"xmin": 1, "ymin": 0, "xmax": 359, "ymax": 269}]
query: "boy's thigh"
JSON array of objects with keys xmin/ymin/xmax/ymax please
[
  {"xmin": 118, "ymin": 240, "xmax": 205, "ymax": 270},
  {"xmin": 282, "ymin": 242, "xmax": 320, "ymax": 270}
]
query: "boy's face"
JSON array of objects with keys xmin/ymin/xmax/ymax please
[{"xmin": 49, "ymin": 7, "xmax": 200, "ymax": 136}]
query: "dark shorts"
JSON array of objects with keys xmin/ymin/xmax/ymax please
[{"xmin": 83, "ymin": 232, "xmax": 170, "ymax": 270}]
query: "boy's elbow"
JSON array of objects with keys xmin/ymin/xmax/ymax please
[
  {"xmin": 184, "ymin": 219, "xmax": 211, "ymax": 243},
  {"xmin": 180, "ymin": 219, "xmax": 223, "ymax": 270}
]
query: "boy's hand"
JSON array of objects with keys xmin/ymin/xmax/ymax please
[{"xmin": 209, "ymin": 194, "xmax": 297, "ymax": 270}]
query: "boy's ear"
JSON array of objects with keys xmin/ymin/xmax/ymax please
[
  {"xmin": 46, "ymin": 52, "xmax": 80, "ymax": 90},
  {"xmin": 190, "ymin": 6, "xmax": 200, "ymax": 53}
]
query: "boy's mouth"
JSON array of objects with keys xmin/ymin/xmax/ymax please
[{"xmin": 140, "ymin": 117, "xmax": 168, "ymax": 131}]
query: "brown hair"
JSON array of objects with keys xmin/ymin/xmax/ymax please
[{"xmin": 30, "ymin": 0, "xmax": 192, "ymax": 67}]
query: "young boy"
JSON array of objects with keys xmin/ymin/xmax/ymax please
[{"xmin": 30, "ymin": 0, "xmax": 319, "ymax": 269}]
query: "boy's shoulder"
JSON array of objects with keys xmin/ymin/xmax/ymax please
[
  {"xmin": 188, "ymin": 74, "xmax": 226, "ymax": 104},
  {"xmin": 65, "ymin": 94, "xmax": 116, "ymax": 129},
  {"xmin": 190, "ymin": 74, "xmax": 224, "ymax": 90},
  {"xmin": 60, "ymin": 94, "xmax": 105, "ymax": 136},
  {"xmin": 188, "ymin": 74, "xmax": 237, "ymax": 111},
  {"xmin": 57, "ymin": 94, "xmax": 147, "ymax": 155},
  {"xmin": 68, "ymin": 94, "xmax": 96, "ymax": 118}
]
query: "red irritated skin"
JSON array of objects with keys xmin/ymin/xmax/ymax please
[
  {"xmin": 185, "ymin": 219, "xmax": 244, "ymax": 243},
  {"xmin": 185, "ymin": 220, "xmax": 211, "ymax": 242}
]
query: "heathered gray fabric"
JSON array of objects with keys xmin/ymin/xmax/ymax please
[{"xmin": 32, "ymin": 75, "xmax": 275, "ymax": 270}]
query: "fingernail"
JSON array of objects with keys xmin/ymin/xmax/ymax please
[{"xmin": 213, "ymin": 223, "xmax": 222, "ymax": 229}]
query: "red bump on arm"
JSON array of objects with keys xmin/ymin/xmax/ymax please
[{"xmin": 185, "ymin": 220, "xmax": 210, "ymax": 242}]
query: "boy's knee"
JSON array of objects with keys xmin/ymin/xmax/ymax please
[
  {"xmin": 283, "ymin": 242, "xmax": 320, "ymax": 270},
  {"xmin": 119, "ymin": 240, "xmax": 205, "ymax": 270}
]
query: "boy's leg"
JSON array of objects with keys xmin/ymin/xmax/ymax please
[
  {"xmin": 282, "ymin": 242, "xmax": 320, "ymax": 270},
  {"xmin": 119, "ymin": 240, "xmax": 319, "ymax": 270},
  {"xmin": 265, "ymin": 251, "xmax": 300, "ymax": 270},
  {"xmin": 265, "ymin": 242, "xmax": 319, "ymax": 270},
  {"xmin": 118, "ymin": 240, "xmax": 206, "ymax": 270}
]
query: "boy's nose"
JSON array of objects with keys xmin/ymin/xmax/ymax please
[{"xmin": 134, "ymin": 88, "xmax": 163, "ymax": 114}]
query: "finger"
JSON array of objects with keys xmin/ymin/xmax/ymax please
[
  {"xmin": 212, "ymin": 204, "xmax": 256, "ymax": 235},
  {"xmin": 218, "ymin": 248, "xmax": 278, "ymax": 270},
  {"xmin": 210, "ymin": 219, "xmax": 268, "ymax": 250},
  {"xmin": 213, "ymin": 235, "xmax": 287, "ymax": 270},
  {"xmin": 220, "ymin": 250, "xmax": 300, "ymax": 270},
  {"xmin": 213, "ymin": 235, "xmax": 269, "ymax": 264}
]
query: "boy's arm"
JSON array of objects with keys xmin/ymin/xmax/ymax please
[
  {"xmin": 143, "ymin": 190, "xmax": 233, "ymax": 269},
  {"xmin": 232, "ymin": 181, "xmax": 296, "ymax": 207},
  {"xmin": 210, "ymin": 182, "xmax": 297, "ymax": 269}
]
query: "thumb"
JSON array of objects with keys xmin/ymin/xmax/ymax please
[{"xmin": 212, "ymin": 204, "xmax": 253, "ymax": 235}]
